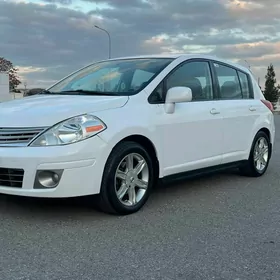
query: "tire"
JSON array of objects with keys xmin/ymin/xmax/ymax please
[
  {"xmin": 239, "ymin": 131, "xmax": 271, "ymax": 177},
  {"xmin": 97, "ymin": 141, "xmax": 155, "ymax": 215}
]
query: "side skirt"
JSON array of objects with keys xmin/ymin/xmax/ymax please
[{"xmin": 160, "ymin": 160, "xmax": 247, "ymax": 185}]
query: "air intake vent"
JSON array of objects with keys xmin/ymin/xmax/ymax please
[{"xmin": 0, "ymin": 168, "xmax": 24, "ymax": 188}]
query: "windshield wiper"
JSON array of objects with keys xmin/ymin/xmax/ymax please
[
  {"xmin": 39, "ymin": 89, "xmax": 68, "ymax": 95},
  {"xmin": 60, "ymin": 89, "xmax": 117, "ymax": 96},
  {"xmin": 39, "ymin": 90, "xmax": 78, "ymax": 95},
  {"xmin": 39, "ymin": 89, "xmax": 53, "ymax": 94}
]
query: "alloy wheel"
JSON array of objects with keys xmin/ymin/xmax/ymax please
[
  {"xmin": 114, "ymin": 153, "xmax": 149, "ymax": 206},
  {"xmin": 253, "ymin": 137, "xmax": 269, "ymax": 172}
]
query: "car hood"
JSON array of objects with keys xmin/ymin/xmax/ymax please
[{"xmin": 0, "ymin": 94, "xmax": 129, "ymax": 127}]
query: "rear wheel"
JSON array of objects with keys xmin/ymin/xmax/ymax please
[
  {"xmin": 97, "ymin": 141, "xmax": 155, "ymax": 215},
  {"xmin": 239, "ymin": 131, "xmax": 271, "ymax": 177}
]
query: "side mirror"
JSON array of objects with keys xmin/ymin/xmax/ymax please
[{"xmin": 164, "ymin": 86, "xmax": 192, "ymax": 114}]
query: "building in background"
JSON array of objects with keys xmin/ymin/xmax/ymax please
[
  {"xmin": 0, "ymin": 72, "xmax": 12, "ymax": 102},
  {"xmin": 275, "ymin": 98, "xmax": 280, "ymax": 112}
]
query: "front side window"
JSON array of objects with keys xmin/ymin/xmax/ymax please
[
  {"xmin": 166, "ymin": 61, "xmax": 214, "ymax": 101},
  {"xmin": 47, "ymin": 58, "xmax": 174, "ymax": 96},
  {"xmin": 149, "ymin": 82, "xmax": 164, "ymax": 103},
  {"xmin": 214, "ymin": 63, "xmax": 242, "ymax": 100}
]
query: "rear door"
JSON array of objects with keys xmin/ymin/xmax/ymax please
[{"xmin": 210, "ymin": 61, "xmax": 259, "ymax": 163}]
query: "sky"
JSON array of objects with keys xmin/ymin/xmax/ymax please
[{"xmin": 0, "ymin": 0, "xmax": 280, "ymax": 88}]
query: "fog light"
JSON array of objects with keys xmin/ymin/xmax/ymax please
[
  {"xmin": 34, "ymin": 170, "xmax": 63, "ymax": 189},
  {"xmin": 52, "ymin": 173, "xmax": 59, "ymax": 184}
]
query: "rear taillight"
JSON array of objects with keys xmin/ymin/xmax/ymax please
[{"xmin": 261, "ymin": 100, "xmax": 274, "ymax": 111}]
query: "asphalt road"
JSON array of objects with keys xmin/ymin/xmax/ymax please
[{"xmin": 1, "ymin": 117, "xmax": 280, "ymax": 280}]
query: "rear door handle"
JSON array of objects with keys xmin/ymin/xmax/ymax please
[
  {"xmin": 249, "ymin": 106, "xmax": 256, "ymax": 112},
  {"xmin": 210, "ymin": 108, "xmax": 220, "ymax": 115}
]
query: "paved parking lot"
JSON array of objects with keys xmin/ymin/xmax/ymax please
[{"xmin": 1, "ymin": 117, "xmax": 280, "ymax": 280}]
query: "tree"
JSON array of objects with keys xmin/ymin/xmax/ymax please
[
  {"xmin": 0, "ymin": 57, "xmax": 21, "ymax": 91},
  {"xmin": 264, "ymin": 63, "xmax": 280, "ymax": 109}
]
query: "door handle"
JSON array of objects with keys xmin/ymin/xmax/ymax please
[
  {"xmin": 210, "ymin": 108, "xmax": 220, "ymax": 115},
  {"xmin": 249, "ymin": 106, "xmax": 256, "ymax": 112}
]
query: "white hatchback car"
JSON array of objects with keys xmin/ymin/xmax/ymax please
[{"xmin": 0, "ymin": 54, "xmax": 275, "ymax": 215}]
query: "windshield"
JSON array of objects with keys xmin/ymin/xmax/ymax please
[{"xmin": 47, "ymin": 58, "xmax": 174, "ymax": 95}]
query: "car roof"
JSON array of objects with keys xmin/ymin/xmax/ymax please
[{"xmin": 104, "ymin": 54, "xmax": 250, "ymax": 74}]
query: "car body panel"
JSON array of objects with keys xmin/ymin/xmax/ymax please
[{"xmin": 0, "ymin": 94, "xmax": 128, "ymax": 127}]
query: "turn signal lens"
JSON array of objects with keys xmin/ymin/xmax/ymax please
[{"xmin": 85, "ymin": 125, "xmax": 104, "ymax": 133}]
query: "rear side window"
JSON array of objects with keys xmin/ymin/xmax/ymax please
[
  {"xmin": 214, "ymin": 63, "xmax": 242, "ymax": 100},
  {"xmin": 237, "ymin": 71, "xmax": 250, "ymax": 99}
]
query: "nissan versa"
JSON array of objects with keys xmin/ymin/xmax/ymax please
[{"xmin": 0, "ymin": 54, "xmax": 275, "ymax": 215}]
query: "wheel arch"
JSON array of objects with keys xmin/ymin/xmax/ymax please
[
  {"xmin": 249, "ymin": 118, "xmax": 273, "ymax": 146},
  {"xmin": 256, "ymin": 127, "xmax": 273, "ymax": 160},
  {"xmin": 246, "ymin": 126, "xmax": 272, "ymax": 160},
  {"xmin": 116, "ymin": 134, "xmax": 160, "ymax": 180},
  {"xmin": 258, "ymin": 127, "xmax": 271, "ymax": 142},
  {"xmin": 250, "ymin": 114, "xmax": 274, "ymax": 146},
  {"xmin": 244, "ymin": 120, "xmax": 273, "ymax": 160}
]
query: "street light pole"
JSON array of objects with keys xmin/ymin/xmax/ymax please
[
  {"xmin": 244, "ymin": 60, "xmax": 251, "ymax": 70},
  {"xmin": 94, "ymin": 25, "xmax": 111, "ymax": 59}
]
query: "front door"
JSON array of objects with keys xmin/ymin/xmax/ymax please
[{"xmin": 152, "ymin": 60, "xmax": 224, "ymax": 177}]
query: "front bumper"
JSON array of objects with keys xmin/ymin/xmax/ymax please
[{"xmin": 0, "ymin": 136, "xmax": 109, "ymax": 197}]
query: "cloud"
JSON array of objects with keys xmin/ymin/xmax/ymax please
[
  {"xmin": 83, "ymin": 0, "xmax": 150, "ymax": 9},
  {"xmin": 211, "ymin": 41, "xmax": 280, "ymax": 59},
  {"xmin": 0, "ymin": 0, "xmax": 280, "ymax": 88},
  {"xmin": 42, "ymin": 0, "xmax": 72, "ymax": 4}
]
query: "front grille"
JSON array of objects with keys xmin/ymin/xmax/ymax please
[
  {"xmin": 0, "ymin": 168, "xmax": 24, "ymax": 188},
  {"xmin": 0, "ymin": 127, "xmax": 45, "ymax": 146}
]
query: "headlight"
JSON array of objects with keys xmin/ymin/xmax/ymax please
[{"xmin": 30, "ymin": 114, "xmax": 106, "ymax": 146}]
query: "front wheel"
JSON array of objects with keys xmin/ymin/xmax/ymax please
[
  {"xmin": 97, "ymin": 141, "xmax": 155, "ymax": 215},
  {"xmin": 239, "ymin": 131, "xmax": 271, "ymax": 177}
]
